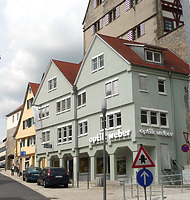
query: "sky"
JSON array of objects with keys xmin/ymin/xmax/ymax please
[{"xmin": 0, "ymin": 0, "xmax": 89, "ymax": 142}]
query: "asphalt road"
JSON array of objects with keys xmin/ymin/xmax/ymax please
[{"xmin": 0, "ymin": 173, "xmax": 50, "ymax": 200}]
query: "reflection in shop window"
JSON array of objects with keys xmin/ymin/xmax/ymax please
[
  {"xmin": 117, "ymin": 158, "xmax": 126, "ymax": 175},
  {"xmin": 97, "ymin": 157, "xmax": 103, "ymax": 174},
  {"xmin": 80, "ymin": 158, "xmax": 89, "ymax": 173}
]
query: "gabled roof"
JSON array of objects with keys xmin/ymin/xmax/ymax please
[
  {"xmin": 98, "ymin": 34, "xmax": 189, "ymax": 75},
  {"xmin": 13, "ymin": 82, "xmax": 40, "ymax": 139},
  {"xmin": 6, "ymin": 105, "xmax": 23, "ymax": 117},
  {"xmin": 29, "ymin": 82, "xmax": 40, "ymax": 96},
  {"xmin": 52, "ymin": 59, "xmax": 81, "ymax": 86}
]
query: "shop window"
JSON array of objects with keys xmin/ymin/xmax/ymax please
[
  {"xmin": 80, "ymin": 158, "xmax": 89, "ymax": 173},
  {"xmin": 117, "ymin": 158, "xmax": 126, "ymax": 175},
  {"xmin": 97, "ymin": 157, "xmax": 103, "ymax": 174},
  {"xmin": 92, "ymin": 54, "xmax": 104, "ymax": 72},
  {"xmin": 139, "ymin": 74, "xmax": 147, "ymax": 92}
]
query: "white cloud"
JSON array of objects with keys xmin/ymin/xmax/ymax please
[{"xmin": 0, "ymin": 0, "xmax": 89, "ymax": 142}]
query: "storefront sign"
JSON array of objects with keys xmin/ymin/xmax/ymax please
[
  {"xmin": 139, "ymin": 128, "xmax": 173, "ymax": 137},
  {"xmin": 89, "ymin": 129, "xmax": 131, "ymax": 144}
]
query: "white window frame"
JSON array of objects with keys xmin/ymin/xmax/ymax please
[
  {"xmin": 78, "ymin": 120, "xmax": 88, "ymax": 137},
  {"xmin": 39, "ymin": 105, "xmax": 49, "ymax": 120},
  {"xmin": 57, "ymin": 124, "xmax": 72, "ymax": 145},
  {"xmin": 145, "ymin": 50, "xmax": 161, "ymax": 64},
  {"xmin": 77, "ymin": 91, "xmax": 86, "ymax": 109},
  {"xmin": 56, "ymin": 96, "xmax": 71, "ymax": 115},
  {"xmin": 158, "ymin": 77, "xmax": 167, "ymax": 95},
  {"xmin": 92, "ymin": 53, "xmax": 104, "ymax": 73},
  {"xmin": 48, "ymin": 76, "xmax": 57, "ymax": 92},
  {"xmin": 139, "ymin": 74, "xmax": 148, "ymax": 92},
  {"xmin": 105, "ymin": 78, "xmax": 119, "ymax": 98},
  {"xmin": 100, "ymin": 111, "xmax": 121, "ymax": 131},
  {"xmin": 140, "ymin": 107, "xmax": 169, "ymax": 128},
  {"xmin": 41, "ymin": 129, "xmax": 50, "ymax": 144}
]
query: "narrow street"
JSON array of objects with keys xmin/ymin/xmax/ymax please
[{"xmin": 0, "ymin": 173, "xmax": 50, "ymax": 200}]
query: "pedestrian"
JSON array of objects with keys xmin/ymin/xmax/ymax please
[
  {"xmin": 11, "ymin": 164, "xmax": 14, "ymax": 176},
  {"xmin": 16, "ymin": 163, "xmax": 20, "ymax": 176}
]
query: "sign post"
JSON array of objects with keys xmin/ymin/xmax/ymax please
[{"xmin": 132, "ymin": 145, "xmax": 155, "ymax": 200}]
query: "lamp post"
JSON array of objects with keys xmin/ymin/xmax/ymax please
[{"xmin": 101, "ymin": 98, "xmax": 107, "ymax": 200}]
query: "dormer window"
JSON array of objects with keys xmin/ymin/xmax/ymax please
[{"xmin": 145, "ymin": 50, "xmax": 161, "ymax": 63}]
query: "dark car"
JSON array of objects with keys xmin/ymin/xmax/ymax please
[
  {"xmin": 37, "ymin": 167, "xmax": 69, "ymax": 188},
  {"xmin": 23, "ymin": 167, "xmax": 42, "ymax": 182}
]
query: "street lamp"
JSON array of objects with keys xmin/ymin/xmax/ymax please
[{"xmin": 101, "ymin": 98, "xmax": 107, "ymax": 200}]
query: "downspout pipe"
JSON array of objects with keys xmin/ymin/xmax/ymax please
[{"xmin": 181, "ymin": 0, "xmax": 190, "ymax": 107}]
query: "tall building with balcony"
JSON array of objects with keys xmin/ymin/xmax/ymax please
[{"xmin": 14, "ymin": 82, "xmax": 39, "ymax": 172}]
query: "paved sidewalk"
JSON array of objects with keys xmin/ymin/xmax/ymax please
[{"xmin": 1, "ymin": 169, "xmax": 190, "ymax": 200}]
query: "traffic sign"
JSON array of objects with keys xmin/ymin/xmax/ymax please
[
  {"xmin": 137, "ymin": 168, "xmax": 153, "ymax": 187},
  {"xmin": 181, "ymin": 144, "xmax": 189, "ymax": 152},
  {"xmin": 21, "ymin": 151, "xmax": 26, "ymax": 157},
  {"xmin": 132, "ymin": 145, "xmax": 155, "ymax": 168},
  {"xmin": 183, "ymin": 132, "xmax": 189, "ymax": 143}
]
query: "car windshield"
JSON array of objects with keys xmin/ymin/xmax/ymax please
[{"xmin": 28, "ymin": 167, "xmax": 41, "ymax": 172}]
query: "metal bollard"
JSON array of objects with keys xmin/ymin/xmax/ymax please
[
  {"xmin": 161, "ymin": 182, "xmax": 164, "ymax": 200},
  {"xmin": 87, "ymin": 172, "xmax": 90, "ymax": 189},
  {"xmin": 122, "ymin": 181, "xmax": 126, "ymax": 200},
  {"xmin": 137, "ymin": 184, "xmax": 139, "ymax": 200},
  {"xmin": 131, "ymin": 177, "xmax": 133, "ymax": 198}
]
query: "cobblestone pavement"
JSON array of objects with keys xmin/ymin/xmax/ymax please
[{"xmin": 1, "ymin": 169, "xmax": 190, "ymax": 200}]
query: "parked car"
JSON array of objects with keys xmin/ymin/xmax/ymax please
[
  {"xmin": 37, "ymin": 167, "xmax": 69, "ymax": 188},
  {"xmin": 23, "ymin": 167, "xmax": 42, "ymax": 182}
]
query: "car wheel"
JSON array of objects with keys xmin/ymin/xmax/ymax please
[
  {"xmin": 43, "ymin": 180, "xmax": 48, "ymax": 188},
  {"xmin": 26, "ymin": 178, "xmax": 29, "ymax": 183},
  {"xmin": 64, "ymin": 184, "xmax": 68, "ymax": 188}
]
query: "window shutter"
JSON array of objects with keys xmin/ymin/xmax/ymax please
[
  {"xmin": 140, "ymin": 22, "xmax": 145, "ymax": 36},
  {"xmin": 94, "ymin": 0, "xmax": 97, "ymax": 9},
  {"xmin": 127, "ymin": 30, "xmax": 133, "ymax": 41},
  {"xmin": 23, "ymin": 121, "xmax": 25, "ymax": 130},
  {"xmin": 27, "ymin": 100, "xmax": 29, "ymax": 109},
  {"xmin": 99, "ymin": 18, "xmax": 103, "ymax": 30},
  {"xmin": 91, "ymin": 25, "xmax": 95, "ymax": 35},
  {"xmin": 126, "ymin": 0, "xmax": 130, "ymax": 11},
  {"xmin": 116, "ymin": 6, "xmax": 120, "ymax": 18},
  {"xmin": 105, "ymin": 14, "xmax": 109, "ymax": 26}
]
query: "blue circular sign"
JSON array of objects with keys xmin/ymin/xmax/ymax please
[
  {"xmin": 181, "ymin": 144, "xmax": 189, "ymax": 152},
  {"xmin": 137, "ymin": 168, "xmax": 153, "ymax": 187}
]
